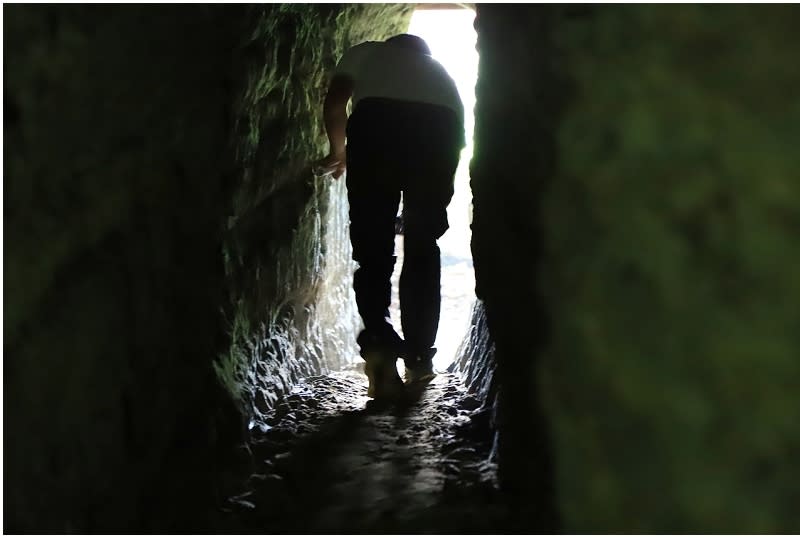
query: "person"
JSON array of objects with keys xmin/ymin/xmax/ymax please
[{"xmin": 316, "ymin": 34, "xmax": 465, "ymax": 400}]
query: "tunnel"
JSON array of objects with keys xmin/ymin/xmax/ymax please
[{"xmin": 4, "ymin": 3, "xmax": 800, "ymax": 534}]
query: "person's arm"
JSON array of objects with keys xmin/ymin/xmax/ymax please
[
  {"xmin": 324, "ymin": 74, "xmax": 353, "ymax": 157},
  {"xmin": 317, "ymin": 74, "xmax": 354, "ymax": 179}
]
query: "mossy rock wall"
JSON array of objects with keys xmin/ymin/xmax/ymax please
[
  {"xmin": 3, "ymin": 4, "xmax": 411, "ymax": 532},
  {"xmin": 217, "ymin": 3, "xmax": 413, "ymax": 430},
  {"xmin": 473, "ymin": 4, "xmax": 800, "ymax": 533},
  {"xmin": 4, "ymin": 6, "xmax": 244, "ymax": 532}
]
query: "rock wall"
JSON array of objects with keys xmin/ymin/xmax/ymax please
[
  {"xmin": 451, "ymin": 300, "xmax": 496, "ymax": 408},
  {"xmin": 4, "ymin": 6, "xmax": 243, "ymax": 531},
  {"xmin": 10, "ymin": 3, "xmax": 794, "ymax": 534},
  {"xmin": 470, "ymin": 5, "xmax": 564, "ymax": 531},
  {"xmin": 472, "ymin": 4, "xmax": 800, "ymax": 533},
  {"xmin": 3, "ymin": 4, "xmax": 411, "ymax": 532},
  {"xmin": 216, "ymin": 3, "xmax": 413, "ymax": 432}
]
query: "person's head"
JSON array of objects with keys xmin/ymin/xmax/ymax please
[{"xmin": 384, "ymin": 34, "xmax": 432, "ymax": 56}]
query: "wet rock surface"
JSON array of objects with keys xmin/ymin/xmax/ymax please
[{"xmin": 217, "ymin": 369, "xmax": 514, "ymax": 533}]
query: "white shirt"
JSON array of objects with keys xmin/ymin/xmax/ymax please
[{"xmin": 335, "ymin": 41, "xmax": 464, "ymax": 126}]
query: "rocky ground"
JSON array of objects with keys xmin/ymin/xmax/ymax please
[{"xmin": 216, "ymin": 368, "xmax": 514, "ymax": 533}]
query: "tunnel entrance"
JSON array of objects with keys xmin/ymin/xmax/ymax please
[{"xmin": 389, "ymin": 7, "xmax": 479, "ymax": 372}]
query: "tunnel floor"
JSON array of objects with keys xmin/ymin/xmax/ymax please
[{"xmin": 217, "ymin": 370, "xmax": 514, "ymax": 533}]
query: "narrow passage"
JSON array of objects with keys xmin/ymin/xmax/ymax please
[{"xmin": 219, "ymin": 371, "xmax": 511, "ymax": 533}]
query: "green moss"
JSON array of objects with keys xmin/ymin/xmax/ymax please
[
  {"xmin": 4, "ymin": 3, "xmax": 414, "ymax": 531},
  {"xmin": 217, "ymin": 4, "xmax": 413, "ymax": 422},
  {"xmin": 4, "ymin": 5, "xmax": 246, "ymax": 531},
  {"xmin": 540, "ymin": 5, "xmax": 800, "ymax": 532}
]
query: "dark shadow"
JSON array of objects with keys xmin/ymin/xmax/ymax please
[
  {"xmin": 214, "ymin": 375, "xmax": 510, "ymax": 534},
  {"xmin": 364, "ymin": 378, "xmax": 433, "ymax": 415}
]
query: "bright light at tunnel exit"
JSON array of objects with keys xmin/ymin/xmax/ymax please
[{"xmin": 389, "ymin": 9, "xmax": 478, "ymax": 371}]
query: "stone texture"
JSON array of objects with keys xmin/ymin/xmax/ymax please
[
  {"xmin": 543, "ymin": 5, "xmax": 800, "ymax": 532},
  {"xmin": 450, "ymin": 300, "xmax": 496, "ymax": 406},
  {"xmin": 3, "ymin": 4, "xmax": 411, "ymax": 532},
  {"xmin": 471, "ymin": 4, "xmax": 800, "ymax": 533},
  {"xmin": 470, "ymin": 5, "xmax": 564, "ymax": 531},
  {"xmin": 9, "ymin": 2, "xmax": 796, "ymax": 534},
  {"xmin": 4, "ymin": 6, "xmax": 244, "ymax": 532},
  {"xmin": 216, "ymin": 3, "xmax": 413, "ymax": 431}
]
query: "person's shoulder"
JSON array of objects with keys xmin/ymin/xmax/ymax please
[
  {"xmin": 422, "ymin": 56, "xmax": 458, "ymax": 89},
  {"xmin": 350, "ymin": 40, "xmax": 381, "ymax": 50},
  {"xmin": 337, "ymin": 41, "xmax": 382, "ymax": 72},
  {"xmin": 345, "ymin": 40, "xmax": 383, "ymax": 58},
  {"xmin": 426, "ymin": 56, "xmax": 451, "ymax": 76},
  {"xmin": 336, "ymin": 41, "xmax": 378, "ymax": 77}
]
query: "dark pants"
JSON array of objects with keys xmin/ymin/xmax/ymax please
[{"xmin": 345, "ymin": 97, "xmax": 462, "ymax": 362}]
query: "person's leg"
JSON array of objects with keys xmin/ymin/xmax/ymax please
[
  {"xmin": 345, "ymin": 102, "xmax": 405, "ymax": 397},
  {"xmin": 346, "ymin": 182, "xmax": 402, "ymax": 355},
  {"xmin": 399, "ymin": 222, "xmax": 442, "ymax": 364},
  {"xmin": 400, "ymin": 146, "xmax": 459, "ymax": 378}
]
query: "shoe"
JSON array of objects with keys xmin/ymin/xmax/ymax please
[
  {"xmin": 357, "ymin": 324, "xmax": 406, "ymax": 358},
  {"xmin": 364, "ymin": 351, "xmax": 404, "ymax": 400},
  {"xmin": 404, "ymin": 358, "xmax": 437, "ymax": 384}
]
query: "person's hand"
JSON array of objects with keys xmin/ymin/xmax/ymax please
[{"xmin": 313, "ymin": 152, "xmax": 346, "ymax": 179}]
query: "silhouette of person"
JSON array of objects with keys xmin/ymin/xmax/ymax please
[{"xmin": 316, "ymin": 34, "xmax": 465, "ymax": 399}]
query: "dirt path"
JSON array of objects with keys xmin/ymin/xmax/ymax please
[{"xmin": 218, "ymin": 369, "xmax": 512, "ymax": 533}]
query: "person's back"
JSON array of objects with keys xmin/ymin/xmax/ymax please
[
  {"xmin": 318, "ymin": 35, "xmax": 465, "ymax": 400},
  {"xmin": 336, "ymin": 39, "xmax": 464, "ymax": 129}
]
